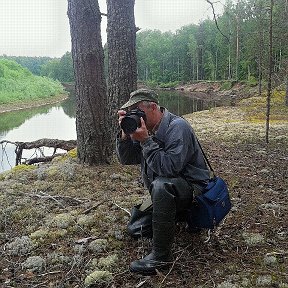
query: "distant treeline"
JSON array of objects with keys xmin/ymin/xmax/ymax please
[
  {"xmin": 136, "ymin": 0, "xmax": 288, "ymax": 87},
  {"xmin": 0, "ymin": 52, "xmax": 74, "ymax": 83},
  {"xmin": 1, "ymin": 0, "xmax": 287, "ymax": 88}
]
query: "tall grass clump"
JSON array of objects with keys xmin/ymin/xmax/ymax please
[{"xmin": 0, "ymin": 59, "xmax": 65, "ymax": 104}]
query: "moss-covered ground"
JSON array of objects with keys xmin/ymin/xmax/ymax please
[{"xmin": 0, "ymin": 90, "xmax": 287, "ymax": 287}]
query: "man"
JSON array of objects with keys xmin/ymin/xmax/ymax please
[{"xmin": 116, "ymin": 88, "xmax": 210, "ymax": 275}]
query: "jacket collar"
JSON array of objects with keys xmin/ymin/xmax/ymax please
[{"xmin": 154, "ymin": 108, "xmax": 176, "ymax": 142}]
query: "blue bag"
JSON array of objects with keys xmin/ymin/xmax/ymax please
[{"xmin": 187, "ymin": 177, "xmax": 231, "ymax": 230}]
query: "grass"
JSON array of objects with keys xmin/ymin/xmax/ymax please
[
  {"xmin": 0, "ymin": 59, "xmax": 65, "ymax": 105},
  {"xmin": 239, "ymin": 90, "xmax": 288, "ymax": 122}
]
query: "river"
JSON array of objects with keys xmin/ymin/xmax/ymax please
[{"xmin": 0, "ymin": 88, "xmax": 220, "ymax": 172}]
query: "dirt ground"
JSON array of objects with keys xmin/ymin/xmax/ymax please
[{"xmin": 0, "ymin": 87, "xmax": 287, "ymax": 287}]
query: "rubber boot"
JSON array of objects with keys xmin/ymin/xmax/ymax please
[
  {"xmin": 130, "ymin": 178, "xmax": 176, "ymax": 275},
  {"xmin": 130, "ymin": 220, "xmax": 175, "ymax": 275}
]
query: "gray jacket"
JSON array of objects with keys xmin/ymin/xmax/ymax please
[{"xmin": 116, "ymin": 108, "xmax": 210, "ymax": 191}]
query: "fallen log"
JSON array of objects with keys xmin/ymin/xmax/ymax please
[{"xmin": 0, "ymin": 138, "xmax": 77, "ymax": 166}]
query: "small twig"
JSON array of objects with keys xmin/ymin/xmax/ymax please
[
  {"xmin": 75, "ymin": 236, "xmax": 96, "ymax": 244},
  {"xmin": 32, "ymin": 282, "xmax": 48, "ymax": 288},
  {"xmin": 82, "ymin": 201, "xmax": 105, "ymax": 214},
  {"xmin": 113, "ymin": 202, "xmax": 131, "ymax": 216},
  {"xmin": 136, "ymin": 279, "xmax": 148, "ymax": 288},
  {"xmin": 29, "ymin": 191, "xmax": 85, "ymax": 206},
  {"xmin": 38, "ymin": 271, "xmax": 62, "ymax": 277},
  {"xmin": 160, "ymin": 244, "xmax": 192, "ymax": 285},
  {"xmin": 37, "ymin": 191, "xmax": 65, "ymax": 208},
  {"xmin": 204, "ymin": 229, "xmax": 211, "ymax": 243},
  {"xmin": 266, "ymin": 251, "xmax": 288, "ymax": 256}
]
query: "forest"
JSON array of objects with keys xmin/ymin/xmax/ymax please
[
  {"xmin": 136, "ymin": 0, "xmax": 288, "ymax": 86},
  {"xmin": 1, "ymin": 0, "xmax": 287, "ymax": 90}
]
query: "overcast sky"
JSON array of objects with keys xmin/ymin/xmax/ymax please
[{"xmin": 0, "ymin": 0, "xmax": 223, "ymax": 58}]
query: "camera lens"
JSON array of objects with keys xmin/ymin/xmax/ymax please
[{"xmin": 120, "ymin": 116, "xmax": 139, "ymax": 134}]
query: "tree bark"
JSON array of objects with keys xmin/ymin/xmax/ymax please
[
  {"xmin": 266, "ymin": 0, "xmax": 274, "ymax": 144},
  {"xmin": 106, "ymin": 0, "xmax": 137, "ymax": 140},
  {"xmin": 67, "ymin": 0, "xmax": 111, "ymax": 165},
  {"xmin": 285, "ymin": 77, "xmax": 288, "ymax": 106}
]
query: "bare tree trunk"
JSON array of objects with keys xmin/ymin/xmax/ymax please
[
  {"xmin": 266, "ymin": 0, "xmax": 274, "ymax": 144},
  {"xmin": 258, "ymin": 26, "xmax": 263, "ymax": 95},
  {"xmin": 67, "ymin": 0, "xmax": 111, "ymax": 165},
  {"xmin": 285, "ymin": 77, "xmax": 288, "ymax": 106},
  {"xmin": 106, "ymin": 0, "xmax": 137, "ymax": 109},
  {"xmin": 235, "ymin": 15, "xmax": 240, "ymax": 81}
]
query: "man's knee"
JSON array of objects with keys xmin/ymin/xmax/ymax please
[
  {"xmin": 150, "ymin": 177, "xmax": 177, "ymax": 202},
  {"xmin": 150, "ymin": 177, "xmax": 169, "ymax": 191}
]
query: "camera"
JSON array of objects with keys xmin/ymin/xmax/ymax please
[{"xmin": 120, "ymin": 108, "xmax": 146, "ymax": 134}]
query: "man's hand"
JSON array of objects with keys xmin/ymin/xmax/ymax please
[
  {"xmin": 130, "ymin": 117, "xmax": 149, "ymax": 143},
  {"xmin": 117, "ymin": 110, "xmax": 126, "ymax": 126},
  {"xmin": 117, "ymin": 110, "xmax": 129, "ymax": 140}
]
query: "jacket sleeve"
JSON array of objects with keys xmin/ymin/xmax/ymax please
[
  {"xmin": 116, "ymin": 134, "xmax": 142, "ymax": 165},
  {"xmin": 141, "ymin": 119, "xmax": 194, "ymax": 177}
]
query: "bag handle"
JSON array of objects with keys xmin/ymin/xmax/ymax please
[{"xmin": 197, "ymin": 139, "xmax": 215, "ymax": 179}]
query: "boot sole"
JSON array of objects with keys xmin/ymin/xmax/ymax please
[
  {"xmin": 130, "ymin": 262, "xmax": 171, "ymax": 276},
  {"xmin": 129, "ymin": 266, "xmax": 157, "ymax": 275}
]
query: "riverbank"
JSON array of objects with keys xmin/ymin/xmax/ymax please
[
  {"xmin": 0, "ymin": 93, "xmax": 69, "ymax": 114},
  {"xmin": 0, "ymin": 95, "xmax": 287, "ymax": 287},
  {"xmin": 0, "ymin": 81, "xmax": 256, "ymax": 114}
]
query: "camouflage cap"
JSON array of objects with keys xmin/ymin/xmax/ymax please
[{"xmin": 120, "ymin": 88, "xmax": 158, "ymax": 109}]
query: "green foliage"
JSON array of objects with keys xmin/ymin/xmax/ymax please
[
  {"xmin": 41, "ymin": 52, "xmax": 74, "ymax": 82},
  {"xmin": 0, "ymin": 55, "xmax": 53, "ymax": 75},
  {"xmin": 247, "ymin": 76, "xmax": 258, "ymax": 87},
  {"xmin": 136, "ymin": 0, "xmax": 288, "ymax": 85},
  {"xmin": 158, "ymin": 81, "xmax": 180, "ymax": 88},
  {"xmin": 0, "ymin": 59, "xmax": 64, "ymax": 104},
  {"xmin": 220, "ymin": 81, "xmax": 233, "ymax": 90}
]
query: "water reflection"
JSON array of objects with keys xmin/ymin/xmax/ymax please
[
  {"xmin": 0, "ymin": 106, "xmax": 77, "ymax": 172},
  {"xmin": 157, "ymin": 90, "xmax": 217, "ymax": 116},
  {"xmin": 0, "ymin": 88, "xmax": 219, "ymax": 172},
  {"xmin": 0, "ymin": 89, "xmax": 76, "ymax": 172},
  {"xmin": 61, "ymin": 90, "xmax": 76, "ymax": 118}
]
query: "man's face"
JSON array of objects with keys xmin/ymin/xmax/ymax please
[{"xmin": 129, "ymin": 101, "xmax": 155, "ymax": 131}]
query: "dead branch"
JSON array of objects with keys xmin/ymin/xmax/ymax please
[
  {"xmin": 25, "ymin": 154, "xmax": 64, "ymax": 165},
  {"xmin": 0, "ymin": 138, "xmax": 77, "ymax": 166},
  {"xmin": 29, "ymin": 191, "xmax": 86, "ymax": 206},
  {"xmin": 82, "ymin": 200, "xmax": 105, "ymax": 214},
  {"xmin": 205, "ymin": 0, "xmax": 230, "ymax": 42},
  {"xmin": 14, "ymin": 138, "xmax": 77, "ymax": 150}
]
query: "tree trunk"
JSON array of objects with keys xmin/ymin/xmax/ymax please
[
  {"xmin": 67, "ymin": 0, "xmax": 111, "ymax": 165},
  {"xmin": 235, "ymin": 15, "xmax": 240, "ymax": 81},
  {"xmin": 266, "ymin": 0, "xmax": 274, "ymax": 144},
  {"xmin": 285, "ymin": 77, "xmax": 288, "ymax": 106},
  {"xmin": 106, "ymin": 0, "xmax": 137, "ymax": 112}
]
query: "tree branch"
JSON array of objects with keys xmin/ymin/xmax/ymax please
[
  {"xmin": 205, "ymin": 0, "xmax": 230, "ymax": 42},
  {"xmin": 0, "ymin": 139, "xmax": 77, "ymax": 166}
]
